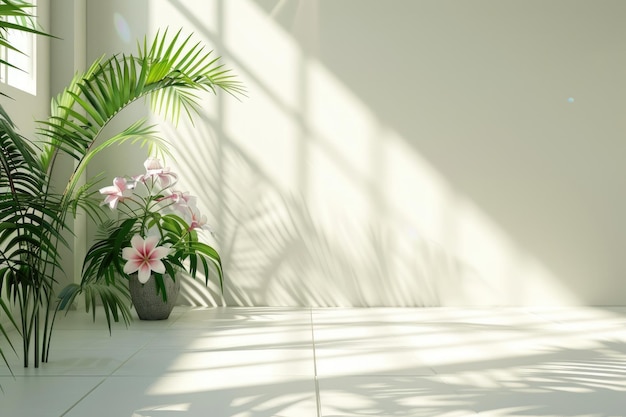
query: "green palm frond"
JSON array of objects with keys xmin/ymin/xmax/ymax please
[
  {"xmin": 38, "ymin": 29, "xmax": 243, "ymax": 211},
  {"xmin": 57, "ymin": 280, "xmax": 133, "ymax": 332},
  {"xmin": 141, "ymin": 28, "xmax": 245, "ymax": 121},
  {"xmin": 65, "ymin": 178, "xmax": 107, "ymax": 222},
  {"xmin": 0, "ymin": 105, "xmax": 44, "ymax": 196},
  {"xmin": 0, "ymin": 104, "xmax": 64, "ymax": 287},
  {"xmin": 0, "ymin": 296, "xmax": 17, "ymax": 374},
  {"xmin": 81, "ymin": 218, "xmax": 137, "ymax": 284},
  {"xmin": 57, "ymin": 217, "xmax": 137, "ymax": 333}
]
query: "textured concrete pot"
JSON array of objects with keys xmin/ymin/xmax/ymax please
[{"xmin": 129, "ymin": 273, "xmax": 180, "ymax": 320}]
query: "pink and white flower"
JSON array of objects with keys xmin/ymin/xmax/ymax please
[
  {"xmin": 142, "ymin": 157, "xmax": 178, "ymax": 188},
  {"xmin": 99, "ymin": 177, "xmax": 134, "ymax": 209},
  {"xmin": 122, "ymin": 235, "xmax": 171, "ymax": 283},
  {"xmin": 188, "ymin": 204, "xmax": 208, "ymax": 231},
  {"xmin": 170, "ymin": 190, "xmax": 192, "ymax": 206},
  {"xmin": 157, "ymin": 190, "xmax": 193, "ymax": 212}
]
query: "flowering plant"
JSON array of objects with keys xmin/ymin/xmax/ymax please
[{"xmin": 77, "ymin": 157, "xmax": 222, "ymax": 307}]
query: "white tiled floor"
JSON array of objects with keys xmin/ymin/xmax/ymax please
[{"xmin": 2, "ymin": 306, "xmax": 626, "ymax": 416}]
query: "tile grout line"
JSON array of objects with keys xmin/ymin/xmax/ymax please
[
  {"xmin": 58, "ymin": 335, "xmax": 152, "ymax": 416},
  {"xmin": 310, "ymin": 308, "xmax": 322, "ymax": 417},
  {"xmin": 59, "ymin": 308, "xmax": 189, "ymax": 416},
  {"xmin": 59, "ymin": 377, "xmax": 108, "ymax": 417}
]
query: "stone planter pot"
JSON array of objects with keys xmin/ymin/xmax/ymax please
[{"xmin": 129, "ymin": 273, "xmax": 181, "ymax": 320}]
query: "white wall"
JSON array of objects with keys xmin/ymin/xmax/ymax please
[{"xmin": 82, "ymin": 0, "xmax": 626, "ymax": 306}]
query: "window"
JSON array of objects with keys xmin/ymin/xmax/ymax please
[{"xmin": 0, "ymin": 0, "xmax": 37, "ymax": 95}]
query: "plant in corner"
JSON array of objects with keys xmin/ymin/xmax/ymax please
[
  {"xmin": 0, "ymin": 0, "xmax": 58, "ymax": 371},
  {"xmin": 0, "ymin": 1, "xmax": 243, "ymax": 369},
  {"xmin": 66, "ymin": 156, "xmax": 223, "ymax": 321}
]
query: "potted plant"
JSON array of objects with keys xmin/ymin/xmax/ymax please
[
  {"xmin": 64, "ymin": 156, "xmax": 223, "ymax": 321},
  {"xmin": 0, "ymin": 0, "xmax": 243, "ymax": 369}
]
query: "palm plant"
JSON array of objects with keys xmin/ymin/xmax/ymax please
[
  {"xmin": 0, "ymin": 1, "xmax": 243, "ymax": 370},
  {"xmin": 0, "ymin": 0, "xmax": 56, "ymax": 371}
]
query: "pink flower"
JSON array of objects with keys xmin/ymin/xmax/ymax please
[
  {"xmin": 131, "ymin": 173, "xmax": 146, "ymax": 183},
  {"xmin": 158, "ymin": 190, "xmax": 191, "ymax": 209},
  {"xmin": 99, "ymin": 177, "xmax": 134, "ymax": 209},
  {"xmin": 143, "ymin": 157, "xmax": 162, "ymax": 171},
  {"xmin": 170, "ymin": 190, "xmax": 192, "ymax": 206},
  {"xmin": 143, "ymin": 157, "xmax": 178, "ymax": 188},
  {"xmin": 188, "ymin": 205, "xmax": 208, "ymax": 231},
  {"xmin": 122, "ymin": 235, "xmax": 171, "ymax": 283}
]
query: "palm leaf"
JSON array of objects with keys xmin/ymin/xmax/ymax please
[{"xmin": 39, "ymin": 29, "xmax": 243, "ymax": 211}]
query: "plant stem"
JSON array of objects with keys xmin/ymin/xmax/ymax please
[
  {"xmin": 34, "ymin": 307, "xmax": 39, "ymax": 368},
  {"xmin": 20, "ymin": 285, "xmax": 28, "ymax": 368},
  {"xmin": 43, "ymin": 302, "xmax": 60, "ymax": 363}
]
